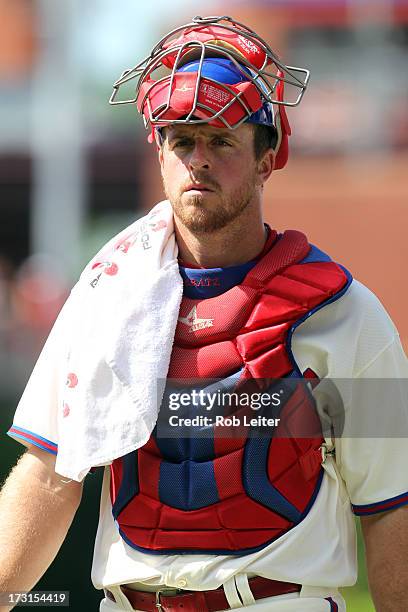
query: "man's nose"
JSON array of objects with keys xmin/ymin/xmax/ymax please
[{"xmin": 188, "ymin": 142, "xmax": 210, "ymax": 170}]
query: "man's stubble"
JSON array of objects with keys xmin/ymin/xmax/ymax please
[{"xmin": 162, "ymin": 170, "xmax": 259, "ymax": 234}]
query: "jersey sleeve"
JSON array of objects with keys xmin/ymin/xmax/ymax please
[
  {"xmin": 293, "ymin": 278, "xmax": 408, "ymax": 517},
  {"xmin": 7, "ymin": 298, "xmax": 72, "ymax": 456},
  {"xmin": 336, "ymin": 334, "xmax": 408, "ymax": 516}
]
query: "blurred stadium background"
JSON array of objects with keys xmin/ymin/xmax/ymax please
[{"xmin": 1, "ymin": 0, "xmax": 407, "ymax": 609}]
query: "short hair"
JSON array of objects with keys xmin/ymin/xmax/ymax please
[{"xmin": 252, "ymin": 124, "xmax": 278, "ymax": 160}]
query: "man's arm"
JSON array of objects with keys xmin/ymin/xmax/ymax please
[
  {"xmin": 0, "ymin": 445, "xmax": 83, "ymax": 611},
  {"xmin": 361, "ymin": 506, "xmax": 408, "ymax": 612}
]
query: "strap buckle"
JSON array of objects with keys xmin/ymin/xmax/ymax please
[
  {"xmin": 155, "ymin": 588, "xmax": 181, "ymax": 610},
  {"xmin": 320, "ymin": 443, "xmax": 335, "ymax": 463}
]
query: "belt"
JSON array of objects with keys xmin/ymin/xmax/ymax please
[{"xmin": 105, "ymin": 577, "xmax": 301, "ymax": 611}]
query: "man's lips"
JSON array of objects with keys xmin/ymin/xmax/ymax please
[{"xmin": 184, "ymin": 183, "xmax": 215, "ymax": 192}]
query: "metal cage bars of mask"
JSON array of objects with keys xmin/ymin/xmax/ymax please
[
  {"xmin": 109, "ymin": 15, "xmax": 311, "ymax": 110},
  {"xmin": 137, "ymin": 41, "xmax": 266, "ymax": 131}
]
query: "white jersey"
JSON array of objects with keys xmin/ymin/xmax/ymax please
[{"xmin": 8, "ymin": 274, "xmax": 408, "ymax": 593}]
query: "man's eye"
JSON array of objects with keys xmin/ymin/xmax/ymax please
[
  {"xmin": 213, "ymin": 138, "xmax": 231, "ymax": 147},
  {"xmin": 173, "ymin": 139, "xmax": 192, "ymax": 148}
]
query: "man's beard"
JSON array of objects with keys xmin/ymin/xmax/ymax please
[{"xmin": 163, "ymin": 174, "xmax": 257, "ymax": 234}]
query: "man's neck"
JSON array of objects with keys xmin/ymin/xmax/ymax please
[{"xmin": 175, "ymin": 211, "xmax": 267, "ymax": 269}]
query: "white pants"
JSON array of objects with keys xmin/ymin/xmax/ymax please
[{"xmin": 99, "ymin": 584, "xmax": 346, "ymax": 611}]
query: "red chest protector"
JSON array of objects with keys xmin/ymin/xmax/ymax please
[{"xmin": 109, "ymin": 231, "xmax": 351, "ymax": 555}]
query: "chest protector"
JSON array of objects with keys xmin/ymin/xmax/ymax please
[{"xmin": 109, "ymin": 230, "xmax": 351, "ymax": 555}]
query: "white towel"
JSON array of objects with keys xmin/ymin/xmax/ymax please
[{"xmin": 56, "ymin": 200, "xmax": 183, "ymax": 481}]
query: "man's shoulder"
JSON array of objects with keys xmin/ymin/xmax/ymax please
[
  {"xmin": 291, "ymin": 276, "xmax": 403, "ymax": 378},
  {"xmin": 336, "ymin": 278, "xmax": 395, "ymax": 324},
  {"xmin": 300, "ymin": 276, "xmax": 396, "ymax": 332}
]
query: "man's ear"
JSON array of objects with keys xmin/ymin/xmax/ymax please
[
  {"xmin": 157, "ymin": 129, "xmax": 166, "ymax": 168},
  {"xmin": 257, "ymin": 149, "xmax": 275, "ymax": 185}
]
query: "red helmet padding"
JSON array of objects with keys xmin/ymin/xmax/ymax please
[
  {"xmin": 138, "ymin": 72, "xmax": 263, "ymax": 129},
  {"xmin": 161, "ymin": 25, "xmax": 269, "ymax": 70},
  {"xmin": 274, "ymin": 74, "xmax": 291, "ymax": 170}
]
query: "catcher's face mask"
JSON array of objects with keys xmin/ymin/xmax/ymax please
[{"xmin": 109, "ymin": 15, "xmax": 310, "ymax": 170}]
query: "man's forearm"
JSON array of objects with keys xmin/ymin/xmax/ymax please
[
  {"xmin": 361, "ymin": 506, "xmax": 408, "ymax": 612},
  {"xmin": 0, "ymin": 449, "xmax": 83, "ymax": 611}
]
